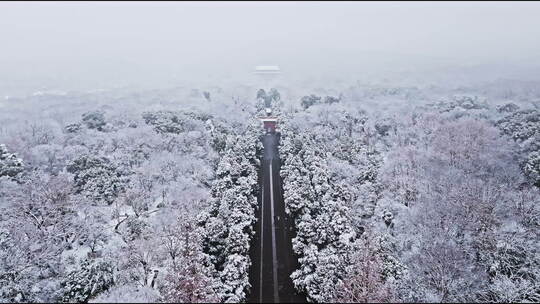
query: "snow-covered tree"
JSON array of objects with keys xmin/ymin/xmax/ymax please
[
  {"xmin": 0, "ymin": 171, "xmax": 79, "ymax": 302},
  {"xmin": 279, "ymin": 116, "xmax": 359, "ymax": 302},
  {"xmin": 524, "ymin": 151, "xmax": 540, "ymax": 187},
  {"xmin": 67, "ymin": 155, "xmax": 125, "ymax": 205},
  {"xmin": 82, "ymin": 111, "xmax": 107, "ymax": 131},
  {"xmin": 379, "ymin": 114, "xmax": 540, "ymax": 302},
  {"xmin": 334, "ymin": 232, "xmax": 397, "ymax": 303},
  {"xmin": 200, "ymin": 122, "xmax": 260, "ymax": 302},
  {"xmin": 0, "ymin": 144, "xmax": 23, "ymax": 179},
  {"xmin": 60, "ymin": 258, "xmax": 115, "ymax": 302}
]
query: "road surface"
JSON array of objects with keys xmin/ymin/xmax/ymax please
[{"xmin": 248, "ymin": 132, "xmax": 306, "ymax": 303}]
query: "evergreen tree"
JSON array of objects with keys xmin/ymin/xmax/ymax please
[{"xmin": 0, "ymin": 144, "xmax": 23, "ymax": 179}]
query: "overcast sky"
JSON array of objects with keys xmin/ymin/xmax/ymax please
[{"xmin": 1, "ymin": 1, "xmax": 540, "ymax": 92}]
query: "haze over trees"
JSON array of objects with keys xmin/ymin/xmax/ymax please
[{"xmin": 1, "ymin": 77, "xmax": 540, "ymax": 303}]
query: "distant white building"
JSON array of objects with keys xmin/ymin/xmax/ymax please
[
  {"xmin": 253, "ymin": 65, "xmax": 281, "ymax": 87},
  {"xmin": 253, "ymin": 65, "xmax": 281, "ymax": 74}
]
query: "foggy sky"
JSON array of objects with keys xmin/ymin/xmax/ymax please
[{"xmin": 1, "ymin": 1, "xmax": 540, "ymax": 93}]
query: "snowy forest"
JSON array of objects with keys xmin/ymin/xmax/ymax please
[
  {"xmin": 2, "ymin": 1, "xmax": 540, "ymax": 303},
  {"xmin": 1, "ymin": 78, "xmax": 540, "ymax": 302}
]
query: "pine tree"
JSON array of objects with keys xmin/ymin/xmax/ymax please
[
  {"xmin": 200, "ymin": 124, "xmax": 260, "ymax": 302},
  {"xmin": 60, "ymin": 258, "xmax": 115, "ymax": 302}
]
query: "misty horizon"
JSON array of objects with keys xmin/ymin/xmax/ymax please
[{"xmin": 2, "ymin": 1, "xmax": 540, "ymax": 96}]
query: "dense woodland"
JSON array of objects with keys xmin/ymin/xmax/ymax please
[{"xmin": 1, "ymin": 80, "xmax": 540, "ymax": 302}]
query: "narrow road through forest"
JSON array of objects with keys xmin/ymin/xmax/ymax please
[{"xmin": 248, "ymin": 132, "xmax": 306, "ymax": 303}]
